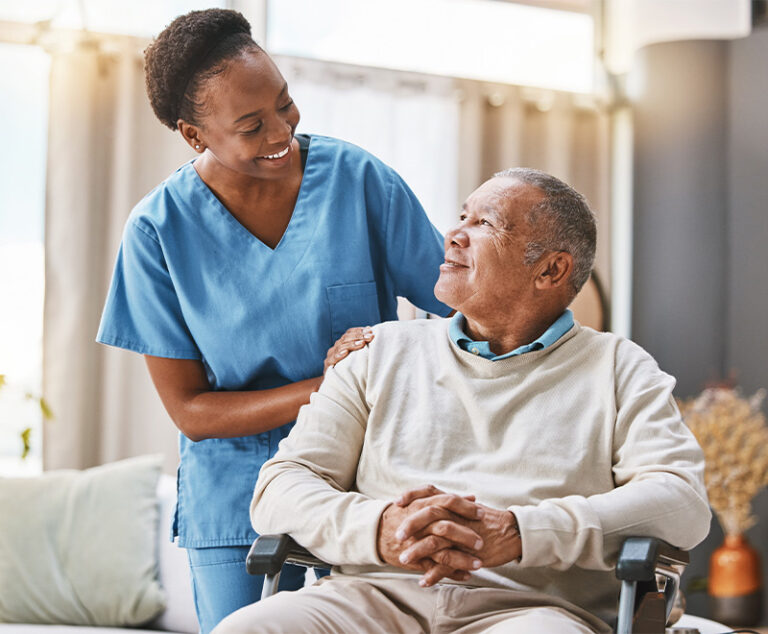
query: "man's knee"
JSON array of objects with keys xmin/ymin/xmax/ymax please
[
  {"xmin": 212, "ymin": 591, "xmax": 312, "ymax": 634},
  {"xmin": 481, "ymin": 606, "xmax": 597, "ymax": 634}
]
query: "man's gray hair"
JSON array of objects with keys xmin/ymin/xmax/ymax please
[{"xmin": 494, "ymin": 167, "xmax": 596, "ymax": 295}]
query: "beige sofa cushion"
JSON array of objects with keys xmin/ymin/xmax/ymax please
[{"xmin": 0, "ymin": 455, "xmax": 165, "ymax": 627}]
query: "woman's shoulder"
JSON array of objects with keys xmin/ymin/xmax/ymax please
[
  {"xmin": 127, "ymin": 161, "xmax": 198, "ymax": 230},
  {"xmin": 307, "ymin": 134, "xmax": 394, "ymax": 173}
]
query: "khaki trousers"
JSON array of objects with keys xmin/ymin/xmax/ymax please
[{"xmin": 213, "ymin": 575, "xmax": 612, "ymax": 634}]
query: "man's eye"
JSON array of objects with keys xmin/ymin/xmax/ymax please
[
  {"xmin": 481, "ymin": 219, "xmax": 492, "ymax": 227},
  {"xmin": 243, "ymin": 124, "xmax": 262, "ymax": 135},
  {"xmin": 279, "ymin": 100, "xmax": 295, "ymax": 111}
]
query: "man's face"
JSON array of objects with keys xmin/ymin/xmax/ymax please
[{"xmin": 434, "ymin": 177, "xmax": 545, "ymax": 318}]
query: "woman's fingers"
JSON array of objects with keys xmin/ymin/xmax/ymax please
[
  {"xmin": 337, "ymin": 327, "xmax": 374, "ymax": 351},
  {"xmin": 340, "ymin": 326, "xmax": 374, "ymax": 342},
  {"xmin": 323, "ymin": 327, "xmax": 374, "ymax": 372}
]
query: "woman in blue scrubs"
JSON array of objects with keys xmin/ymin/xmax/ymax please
[{"xmin": 97, "ymin": 8, "xmax": 450, "ymax": 633}]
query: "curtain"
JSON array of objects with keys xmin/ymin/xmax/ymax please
[
  {"xmin": 43, "ymin": 34, "xmax": 192, "ymax": 473},
  {"xmin": 280, "ymin": 56, "xmax": 611, "ymax": 287},
  {"xmin": 276, "ymin": 56, "xmax": 461, "ymax": 235},
  {"xmin": 457, "ymin": 81, "xmax": 612, "ymax": 290}
]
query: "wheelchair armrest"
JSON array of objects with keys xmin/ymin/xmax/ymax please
[
  {"xmin": 616, "ymin": 537, "xmax": 689, "ymax": 582},
  {"xmin": 615, "ymin": 538, "xmax": 689, "ymax": 634},
  {"xmin": 246, "ymin": 534, "xmax": 330, "ymax": 576}
]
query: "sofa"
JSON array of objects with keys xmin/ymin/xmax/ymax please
[{"xmin": 0, "ymin": 458, "xmax": 198, "ymax": 634}]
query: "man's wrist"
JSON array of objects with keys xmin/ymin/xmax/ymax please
[
  {"xmin": 505, "ymin": 511, "xmax": 522, "ymax": 561},
  {"xmin": 376, "ymin": 502, "xmax": 396, "ymax": 564}
]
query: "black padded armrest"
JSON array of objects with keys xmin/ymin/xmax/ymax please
[
  {"xmin": 246, "ymin": 534, "xmax": 329, "ymax": 576},
  {"xmin": 616, "ymin": 537, "xmax": 689, "ymax": 582}
]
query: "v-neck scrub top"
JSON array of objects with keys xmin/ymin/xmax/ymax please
[{"xmin": 97, "ymin": 135, "xmax": 450, "ymax": 547}]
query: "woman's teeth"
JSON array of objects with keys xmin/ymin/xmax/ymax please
[{"xmin": 261, "ymin": 146, "xmax": 290, "ymax": 160}]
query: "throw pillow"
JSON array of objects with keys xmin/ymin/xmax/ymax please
[{"xmin": 0, "ymin": 454, "xmax": 166, "ymax": 626}]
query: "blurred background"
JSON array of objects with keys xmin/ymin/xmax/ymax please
[{"xmin": 0, "ymin": 0, "xmax": 766, "ymax": 624}]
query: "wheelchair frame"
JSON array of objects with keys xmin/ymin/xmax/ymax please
[{"xmin": 246, "ymin": 534, "xmax": 689, "ymax": 634}]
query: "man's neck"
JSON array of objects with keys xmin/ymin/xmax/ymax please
[{"xmin": 463, "ymin": 307, "xmax": 566, "ymax": 356}]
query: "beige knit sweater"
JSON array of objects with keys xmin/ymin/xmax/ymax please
[{"xmin": 251, "ymin": 319, "xmax": 710, "ymax": 617}]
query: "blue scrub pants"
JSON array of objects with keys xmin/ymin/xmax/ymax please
[{"xmin": 187, "ymin": 545, "xmax": 307, "ymax": 634}]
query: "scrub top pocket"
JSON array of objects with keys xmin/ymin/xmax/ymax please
[{"xmin": 327, "ymin": 282, "xmax": 382, "ymax": 341}]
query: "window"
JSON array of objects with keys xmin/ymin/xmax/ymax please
[
  {"xmin": 267, "ymin": 0, "xmax": 595, "ymax": 94},
  {"xmin": 0, "ymin": 43, "xmax": 50, "ymax": 475},
  {"xmin": 0, "ymin": 0, "xmax": 225, "ymax": 38}
]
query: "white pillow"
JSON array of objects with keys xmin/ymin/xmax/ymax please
[{"xmin": 0, "ymin": 455, "xmax": 166, "ymax": 626}]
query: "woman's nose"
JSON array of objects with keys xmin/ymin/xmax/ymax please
[{"xmin": 265, "ymin": 117, "xmax": 293, "ymax": 145}]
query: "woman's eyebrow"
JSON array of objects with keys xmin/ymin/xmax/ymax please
[
  {"xmin": 233, "ymin": 84, "xmax": 289, "ymax": 124},
  {"xmin": 234, "ymin": 109, "xmax": 262, "ymax": 124}
]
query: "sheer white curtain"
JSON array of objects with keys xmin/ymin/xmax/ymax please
[
  {"xmin": 279, "ymin": 56, "xmax": 611, "ymax": 287},
  {"xmin": 276, "ymin": 56, "xmax": 461, "ymax": 234},
  {"xmin": 456, "ymin": 81, "xmax": 612, "ymax": 290},
  {"xmin": 43, "ymin": 33, "xmax": 192, "ymax": 473}
]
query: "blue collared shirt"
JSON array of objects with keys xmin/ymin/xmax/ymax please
[{"xmin": 449, "ymin": 309, "xmax": 574, "ymax": 360}]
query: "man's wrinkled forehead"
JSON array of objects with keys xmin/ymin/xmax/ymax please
[{"xmin": 464, "ymin": 176, "xmax": 544, "ymax": 227}]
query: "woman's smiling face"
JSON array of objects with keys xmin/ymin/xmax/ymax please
[{"xmin": 192, "ymin": 49, "xmax": 301, "ymax": 181}]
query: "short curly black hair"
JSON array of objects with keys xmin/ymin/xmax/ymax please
[{"xmin": 144, "ymin": 9, "xmax": 262, "ymax": 130}]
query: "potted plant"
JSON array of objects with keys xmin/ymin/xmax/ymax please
[
  {"xmin": 0, "ymin": 373, "xmax": 52, "ymax": 460},
  {"xmin": 679, "ymin": 386, "xmax": 768, "ymax": 627}
]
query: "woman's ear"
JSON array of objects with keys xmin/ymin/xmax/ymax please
[
  {"xmin": 534, "ymin": 251, "xmax": 573, "ymax": 290},
  {"xmin": 178, "ymin": 120, "xmax": 206, "ymax": 153}
]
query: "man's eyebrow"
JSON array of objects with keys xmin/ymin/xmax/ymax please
[
  {"xmin": 486, "ymin": 206, "xmax": 515, "ymax": 230},
  {"xmin": 233, "ymin": 83, "xmax": 288, "ymax": 124},
  {"xmin": 460, "ymin": 203, "xmax": 510, "ymax": 225}
]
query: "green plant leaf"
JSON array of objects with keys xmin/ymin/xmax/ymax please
[
  {"xmin": 23, "ymin": 393, "xmax": 53, "ymax": 420},
  {"xmin": 39, "ymin": 397, "xmax": 53, "ymax": 420},
  {"xmin": 20, "ymin": 427, "xmax": 31, "ymax": 460}
]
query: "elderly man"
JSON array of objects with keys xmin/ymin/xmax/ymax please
[{"xmin": 215, "ymin": 169, "xmax": 710, "ymax": 633}]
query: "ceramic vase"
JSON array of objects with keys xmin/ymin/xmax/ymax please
[{"xmin": 709, "ymin": 533, "xmax": 762, "ymax": 626}]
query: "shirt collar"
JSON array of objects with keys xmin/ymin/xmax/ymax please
[{"xmin": 449, "ymin": 309, "xmax": 574, "ymax": 361}]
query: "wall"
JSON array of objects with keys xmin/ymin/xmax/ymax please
[
  {"xmin": 723, "ymin": 23, "xmax": 768, "ymax": 625},
  {"xmin": 630, "ymin": 41, "xmax": 729, "ymax": 398},
  {"xmin": 630, "ymin": 30, "xmax": 768, "ymax": 622}
]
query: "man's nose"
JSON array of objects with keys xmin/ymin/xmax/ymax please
[{"xmin": 445, "ymin": 225, "xmax": 469, "ymax": 248}]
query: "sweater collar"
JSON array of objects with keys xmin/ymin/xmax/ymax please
[{"xmin": 449, "ymin": 310, "xmax": 574, "ymax": 361}]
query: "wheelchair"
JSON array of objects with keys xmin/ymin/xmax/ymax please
[{"xmin": 246, "ymin": 534, "xmax": 722, "ymax": 634}]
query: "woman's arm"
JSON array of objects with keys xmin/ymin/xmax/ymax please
[
  {"xmin": 144, "ymin": 327, "xmax": 374, "ymax": 441},
  {"xmin": 145, "ymin": 355, "xmax": 323, "ymax": 441}
]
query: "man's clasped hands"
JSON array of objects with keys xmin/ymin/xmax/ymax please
[{"xmin": 377, "ymin": 485, "xmax": 523, "ymax": 587}]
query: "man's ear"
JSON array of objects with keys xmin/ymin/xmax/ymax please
[
  {"xmin": 178, "ymin": 120, "xmax": 206, "ymax": 154},
  {"xmin": 534, "ymin": 251, "xmax": 573, "ymax": 290}
]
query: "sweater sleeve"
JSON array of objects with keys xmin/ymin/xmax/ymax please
[
  {"xmin": 250, "ymin": 345, "xmax": 389, "ymax": 566},
  {"xmin": 509, "ymin": 339, "xmax": 711, "ymax": 571}
]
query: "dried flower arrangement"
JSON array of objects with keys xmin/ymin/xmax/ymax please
[{"xmin": 678, "ymin": 387, "xmax": 768, "ymax": 536}]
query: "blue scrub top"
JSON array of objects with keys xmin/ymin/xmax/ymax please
[{"xmin": 97, "ymin": 135, "xmax": 450, "ymax": 547}]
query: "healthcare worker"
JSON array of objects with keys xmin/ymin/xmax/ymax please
[{"xmin": 96, "ymin": 8, "xmax": 450, "ymax": 633}]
